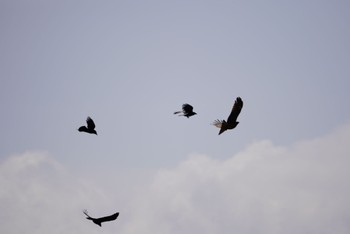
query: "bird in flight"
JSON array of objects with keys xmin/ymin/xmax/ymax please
[
  {"xmin": 78, "ymin": 117, "xmax": 97, "ymax": 135},
  {"xmin": 174, "ymin": 104, "xmax": 197, "ymax": 118},
  {"xmin": 83, "ymin": 210, "xmax": 119, "ymax": 227},
  {"xmin": 212, "ymin": 97, "xmax": 243, "ymax": 135}
]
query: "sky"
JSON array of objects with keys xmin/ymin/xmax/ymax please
[{"xmin": 1, "ymin": 0, "xmax": 350, "ymax": 233}]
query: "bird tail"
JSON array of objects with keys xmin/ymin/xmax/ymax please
[{"xmin": 212, "ymin": 119, "xmax": 223, "ymax": 128}]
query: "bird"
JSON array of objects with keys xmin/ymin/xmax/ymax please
[
  {"xmin": 174, "ymin": 103, "xmax": 197, "ymax": 118},
  {"xmin": 212, "ymin": 97, "xmax": 243, "ymax": 135},
  {"xmin": 83, "ymin": 210, "xmax": 119, "ymax": 227},
  {"xmin": 78, "ymin": 117, "xmax": 97, "ymax": 135}
]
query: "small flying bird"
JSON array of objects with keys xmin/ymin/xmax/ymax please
[
  {"xmin": 212, "ymin": 97, "xmax": 243, "ymax": 135},
  {"xmin": 83, "ymin": 210, "xmax": 119, "ymax": 227},
  {"xmin": 78, "ymin": 117, "xmax": 97, "ymax": 135},
  {"xmin": 174, "ymin": 104, "xmax": 197, "ymax": 118}
]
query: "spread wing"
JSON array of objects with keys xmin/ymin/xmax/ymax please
[
  {"xmin": 226, "ymin": 97, "xmax": 243, "ymax": 124},
  {"xmin": 97, "ymin": 212, "xmax": 119, "ymax": 223},
  {"xmin": 86, "ymin": 117, "xmax": 96, "ymax": 130},
  {"xmin": 182, "ymin": 104, "xmax": 193, "ymax": 113}
]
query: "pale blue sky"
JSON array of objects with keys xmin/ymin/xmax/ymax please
[{"xmin": 1, "ymin": 1, "xmax": 350, "ymax": 233}]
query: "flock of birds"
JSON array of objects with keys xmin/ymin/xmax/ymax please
[{"xmin": 78, "ymin": 96, "xmax": 244, "ymax": 227}]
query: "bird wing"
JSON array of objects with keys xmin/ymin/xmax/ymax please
[
  {"xmin": 226, "ymin": 97, "xmax": 243, "ymax": 124},
  {"xmin": 86, "ymin": 117, "xmax": 96, "ymax": 130},
  {"xmin": 212, "ymin": 119, "xmax": 224, "ymax": 128},
  {"xmin": 96, "ymin": 212, "xmax": 119, "ymax": 223},
  {"xmin": 182, "ymin": 104, "xmax": 193, "ymax": 113},
  {"xmin": 83, "ymin": 210, "xmax": 91, "ymax": 218},
  {"xmin": 78, "ymin": 126, "xmax": 88, "ymax": 132}
]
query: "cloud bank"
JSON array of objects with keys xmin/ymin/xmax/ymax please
[
  {"xmin": 124, "ymin": 124, "xmax": 350, "ymax": 234},
  {"xmin": 1, "ymin": 123, "xmax": 350, "ymax": 234},
  {"xmin": 0, "ymin": 151, "xmax": 110, "ymax": 233}
]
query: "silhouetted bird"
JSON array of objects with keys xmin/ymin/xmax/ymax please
[
  {"xmin": 212, "ymin": 97, "xmax": 243, "ymax": 135},
  {"xmin": 174, "ymin": 104, "xmax": 197, "ymax": 118},
  {"xmin": 83, "ymin": 210, "xmax": 119, "ymax": 227},
  {"xmin": 78, "ymin": 117, "xmax": 97, "ymax": 135}
]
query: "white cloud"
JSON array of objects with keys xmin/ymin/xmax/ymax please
[
  {"xmin": 0, "ymin": 151, "xmax": 112, "ymax": 234},
  {"xmin": 123, "ymin": 123, "xmax": 350, "ymax": 234},
  {"xmin": 1, "ymin": 123, "xmax": 350, "ymax": 234}
]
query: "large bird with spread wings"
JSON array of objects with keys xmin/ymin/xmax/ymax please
[
  {"xmin": 83, "ymin": 210, "xmax": 119, "ymax": 227},
  {"xmin": 78, "ymin": 117, "xmax": 97, "ymax": 135},
  {"xmin": 174, "ymin": 103, "xmax": 197, "ymax": 118},
  {"xmin": 212, "ymin": 97, "xmax": 243, "ymax": 135}
]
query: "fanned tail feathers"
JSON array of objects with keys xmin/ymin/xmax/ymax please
[{"xmin": 212, "ymin": 119, "xmax": 224, "ymax": 128}]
